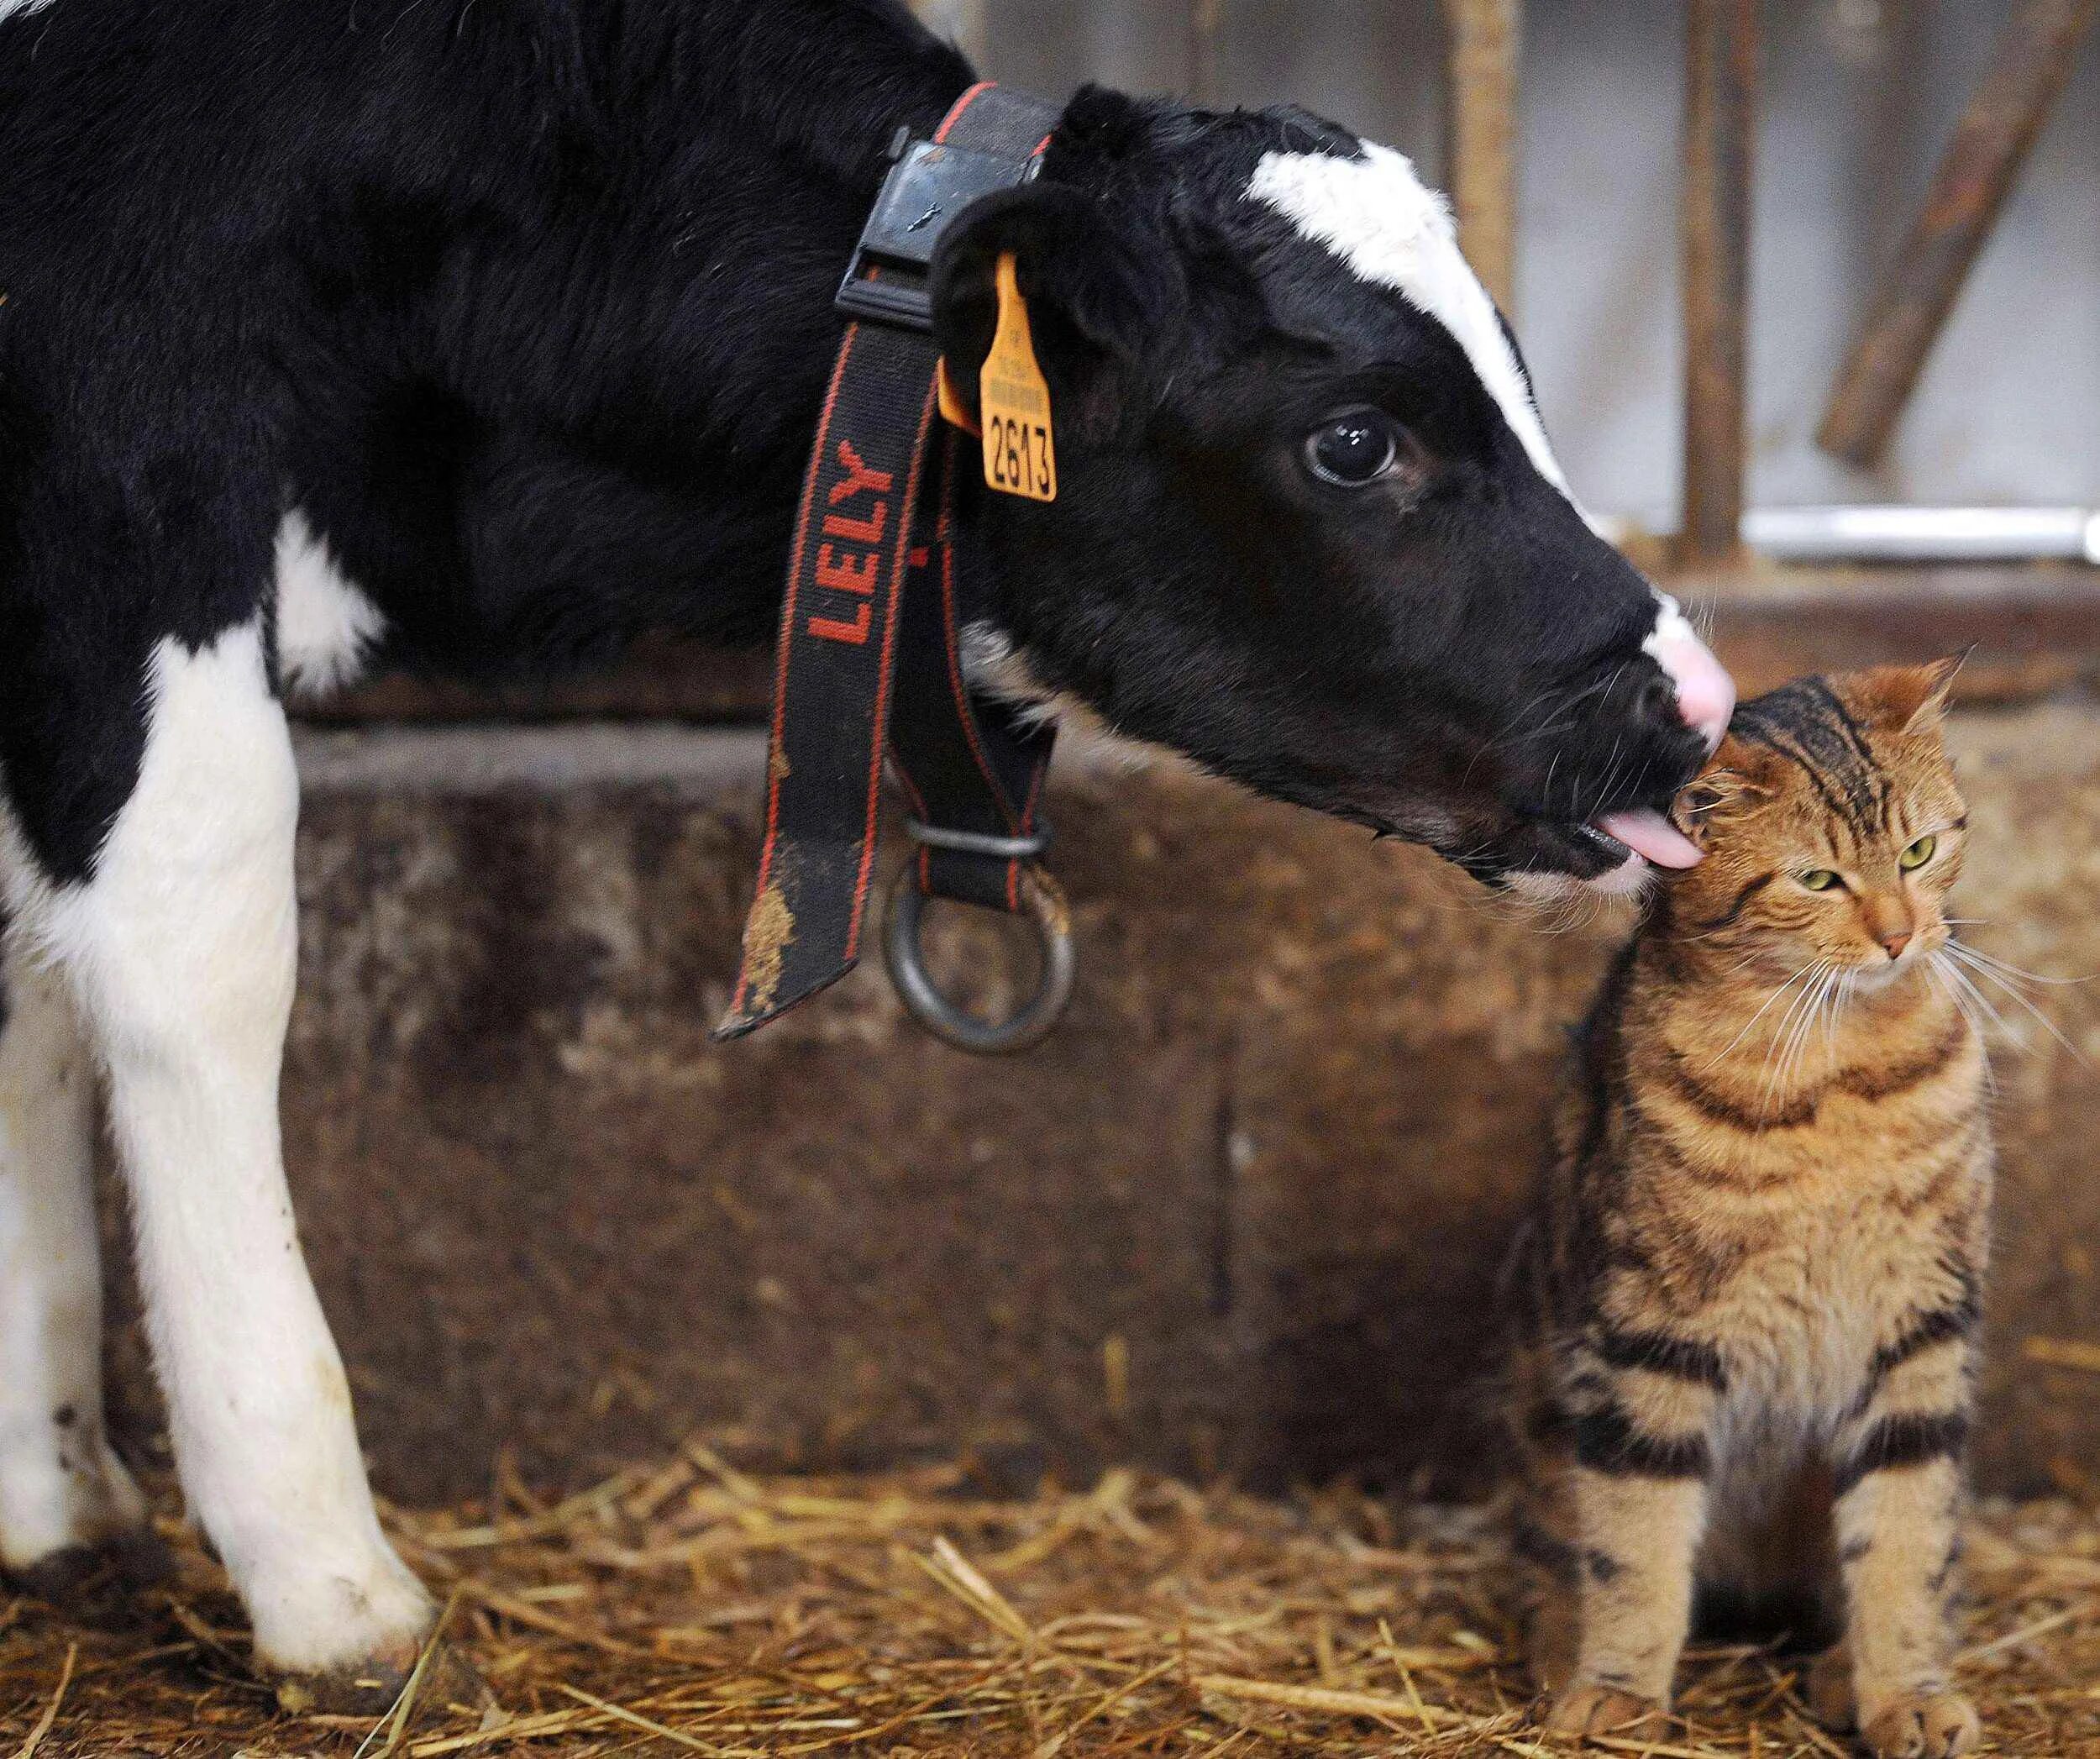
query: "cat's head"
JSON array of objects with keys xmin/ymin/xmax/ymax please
[{"xmin": 1664, "ymin": 661, "xmax": 1966, "ymax": 985}]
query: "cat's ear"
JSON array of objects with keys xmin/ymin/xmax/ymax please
[
  {"xmin": 1847, "ymin": 656, "xmax": 1965, "ymax": 734},
  {"xmin": 1670, "ymin": 738, "xmax": 1772, "ymax": 847},
  {"xmin": 1670, "ymin": 780, "xmax": 1730, "ymax": 846}
]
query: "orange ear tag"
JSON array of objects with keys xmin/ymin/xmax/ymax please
[
  {"xmin": 978, "ymin": 252, "xmax": 1058, "ymax": 502},
  {"xmin": 936, "ymin": 358, "xmax": 980, "ymax": 437}
]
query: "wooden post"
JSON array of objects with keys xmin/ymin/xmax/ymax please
[
  {"xmin": 909, "ymin": 0, "xmax": 988, "ymax": 67},
  {"xmin": 1442, "ymin": 0, "xmax": 1521, "ymax": 315},
  {"xmin": 1817, "ymin": 0, "xmax": 2100, "ymax": 469},
  {"xmin": 1679, "ymin": 0, "xmax": 1759, "ymax": 569},
  {"xmin": 1189, "ymin": 0, "xmax": 1223, "ymax": 105}
]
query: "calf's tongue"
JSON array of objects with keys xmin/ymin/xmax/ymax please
[{"xmin": 1594, "ymin": 807, "xmax": 1704, "ymax": 870}]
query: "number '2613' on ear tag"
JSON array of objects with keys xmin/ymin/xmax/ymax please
[{"xmin": 979, "ymin": 252, "xmax": 1057, "ymax": 502}]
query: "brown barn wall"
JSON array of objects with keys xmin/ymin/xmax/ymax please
[{"xmin": 97, "ymin": 704, "xmax": 2100, "ymax": 1504}]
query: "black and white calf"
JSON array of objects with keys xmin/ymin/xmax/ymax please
[{"xmin": 0, "ymin": 0, "xmax": 1731, "ymax": 1699}]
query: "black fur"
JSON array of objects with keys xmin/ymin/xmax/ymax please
[
  {"xmin": 1589, "ymin": 1326, "xmax": 1730, "ymax": 1392},
  {"xmin": 1730, "ymin": 680, "xmax": 1892, "ymax": 837},
  {"xmin": 0, "ymin": 0, "xmax": 1708, "ymax": 887},
  {"xmin": 1571, "ymin": 1403, "xmax": 1712, "ymax": 1480},
  {"xmin": 1690, "ymin": 1578, "xmax": 1844, "ymax": 1655},
  {"xmin": 1862, "ymin": 1282, "xmax": 1982, "ymax": 1397},
  {"xmin": 1834, "ymin": 1412, "xmax": 1971, "ymax": 1499}
]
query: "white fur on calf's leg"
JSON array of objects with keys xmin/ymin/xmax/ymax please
[
  {"xmin": 33, "ymin": 619, "xmax": 430, "ymax": 1676},
  {"xmin": 0, "ymin": 939, "xmax": 147, "ymax": 1571}
]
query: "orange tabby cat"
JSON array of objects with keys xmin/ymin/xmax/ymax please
[{"xmin": 1508, "ymin": 661, "xmax": 1986, "ymax": 1757}]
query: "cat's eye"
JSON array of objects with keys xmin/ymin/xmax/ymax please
[
  {"xmin": 1900, "ymin": 834, "xmax": 1938, "ymax": 871},
  {"xmin": 1798, "ymin": 869, "xmax": 1842, "ymax": 892},
  {"xmin": 1304, "ymin": 409, "xmax": 1402, "ymax": 487}
]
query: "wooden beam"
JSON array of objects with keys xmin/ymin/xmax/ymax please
[
  {"xmin": 1817, "ymin": 0, "xmax": 2100, "ymax": 469},
  {"xmin": 1683, "ymin": 563, "xmax": 2100, "ymax": 701},
  {"xmin": 304, "ymin": 635, "xmax": 776, "ymax": 727},
  {"xmin": 301, "ymin": 569, "xmax": 2100, "ymax": 729},
  {"xmin": 1442, "ymin": 0, "xmax": 1522, "ymax": 314},
  {"xmin": 1679, "ymin": 0, "xmax": 1760, "ymax": 569}
]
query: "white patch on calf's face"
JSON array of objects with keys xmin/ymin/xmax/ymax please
[
  {"xmin": 1641, "ymin": 593, "xmax": 1735, "ymax": 751},
  {"xmin": 0, "ymin": 0, "xmax": 56, "ymax": 20},
  {"xmin": 1643, "ymin": 595, "xmax": 1698, "ymax": 660},
  {"xmin": 276, "ymin": 509, "xmax": 385, "ymax": 698},
  {"xmin": 1244, "ymin": 143, "xmax": 1571, "ymax": 496}
]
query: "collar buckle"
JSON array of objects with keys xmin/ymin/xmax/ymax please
[{"xmin": 835, "ymin": 136, "xmax": 1042, "ymax": 332}]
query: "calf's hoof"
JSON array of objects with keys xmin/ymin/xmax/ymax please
[
  {"xmin": 251, "ymin": 1549, "xmax": 442, "ymax": 1712},
  {"xmin": 274, "ymin": 1637, "xmax": 483, "ymax": 1717},
  {"xmin": 1860, "ymin": 1691, "xmax": 1980, "ymax": 1759},
  {"xmin": 1538, "ymin": 1682, "xmax": 1669, "ymax": 1741},
  {"xmin": 9, "ymin": 1528, "xmax": 176, "ymax": 1617}
]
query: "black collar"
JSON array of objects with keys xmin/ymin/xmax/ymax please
[{"xmin": 715, "ymin": 83, "xmax": 1075, "ymax": 1053}]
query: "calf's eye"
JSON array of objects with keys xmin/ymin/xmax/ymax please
[
  {"xmin": 1799, "ymin": 869, "xmax": 1842, "ymax": 892},
  {"xmin": 1305, "ymin": 409, "xmax": 1401, "ymax": 487},
  {"xmin": 1900, "ymin": 833, "xmax": 1937, "ymax": 870}
]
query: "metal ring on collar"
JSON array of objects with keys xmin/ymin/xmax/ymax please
[
  {"xmin": 905, "ymin": 817, "xmax": 1052, "ymax": 860},
  {"xmin": 884, "ymin": 864, "xmax": 1075, "ymax": 1054}
]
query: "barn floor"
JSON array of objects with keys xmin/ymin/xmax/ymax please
[{"xmin": 2, "ymin": 1450, "xmax": 2098, "ymax": 1757}]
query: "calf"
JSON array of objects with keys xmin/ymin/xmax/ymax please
[{"xmin": 0, "ymin": 0, "xmax": 1731, "ymax": 1703}]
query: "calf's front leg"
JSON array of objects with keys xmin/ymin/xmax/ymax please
[{"xmin": 22, "ymin": 619, "xmax": 431, "ymax": 1700}]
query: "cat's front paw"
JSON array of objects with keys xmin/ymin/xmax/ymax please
[
  {"xmin": 1860, "ymin": 1690, "xmax": 1980, "ymax": 1759},
  {"xmin": 1538, "ymin": 1681, "xmax": 1669, "ymax": 1741}
]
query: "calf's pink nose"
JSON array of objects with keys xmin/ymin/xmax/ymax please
[{"xmin": 1644, "ymin": 599, "xmax": 1735, "ymax": 752}]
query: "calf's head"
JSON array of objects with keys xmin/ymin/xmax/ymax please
[{"xmin": 932, "ymin": 92, "xmax": 1732, "ymax": 893}]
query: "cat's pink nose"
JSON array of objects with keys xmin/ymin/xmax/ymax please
[
  {"xmin": 1645, "ymin": 597, "xmax": 1735, "ymax": 753},
  {"xmin": 1882, "ymin": 930, "xmax": 1913, "ymax": 960}
]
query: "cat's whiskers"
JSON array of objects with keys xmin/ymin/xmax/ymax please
[
  {"xmin": 1944, "ymin": 937, "xmax": 2091, "ymax": 986},
  {"xmin": 1700, "ymin": 957, "xmax": 1827, "ymax": 1074},
  {"xmin": 1772, "ymin": 956, "xmax": 1858, "ymax": 1107},
  {"xmin": 1822, "ymin": 966, "xmax": 1860, "ymax": 1071},
  {"xmin": 1924, "ymin": 955, "xmax": 1998, "ymax": 1095},
  {"xmin": 1782, "ymin": 962, "xmax": 1845, "ymax": 1101},
  {"xmin": 1753, "ymin": 959, "xmax": 1839, "ymax": 1116},
  {"xmin": 1940, "ymin": 940, "xmax": 2087, "ymax": 1063},
  {"xmin": 1754, "ymin": 987, "xmax": 1809, "ymax": 1117},
  {"xmin": 1930, "ymin": 951, "xmax": 2023, "ymax": 1051}
]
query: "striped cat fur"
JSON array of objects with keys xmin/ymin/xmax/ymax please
[{"xmin": 1508, "ymin": 662, "xmax": 1988, "ymax": 1759}]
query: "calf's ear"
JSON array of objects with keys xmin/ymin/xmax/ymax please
[{"xmin": 930, "ymin": 183, "xmax": 1184, "ymax": 426}]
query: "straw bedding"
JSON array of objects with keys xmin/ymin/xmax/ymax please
[{"xmin": 1, "ymin": 1446, "xmax": 2096, "ymax": 1756}]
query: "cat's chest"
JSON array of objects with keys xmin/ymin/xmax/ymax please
[
  {"xmin": 1707, "ymin": 1195, "xmax": 1950, "ymax": 1406},
  {"xmin": 1615, "ymin": 1068, "xmax": 1988, "ymax": 1411},
  {"xmin": 1688, "ymin": 1168, "xmax": 1982, "ymax": 1420}
]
